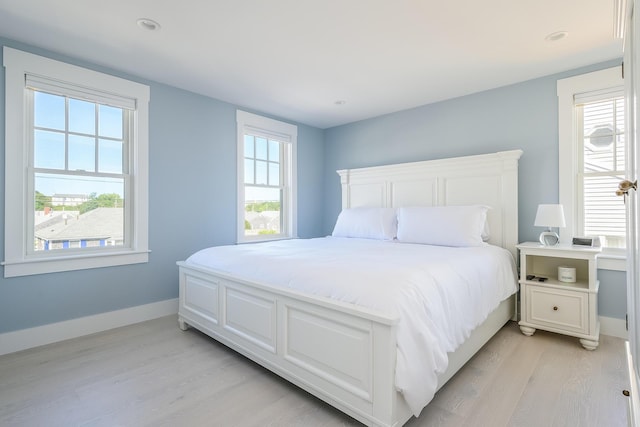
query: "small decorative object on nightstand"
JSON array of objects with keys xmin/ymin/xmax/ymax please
[
  {"xmin": 517, "ymin": 242, "xmax": 601, "ymax": 350},
  {"xmin": 534, "ymin": 204, "xmax": 566, "ymax": 246}
]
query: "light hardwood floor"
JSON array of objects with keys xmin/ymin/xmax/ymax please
[{"xmin": 0, "ymin": 316, "xmax": 629, "ymax": 427}]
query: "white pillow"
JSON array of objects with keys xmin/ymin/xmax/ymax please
[
  {"xmin": 482, "ymin": 220, "xmax": 491, "ymax": 241},
  {"xmin": 396, "ymin": 205, "xmax": 490, "ymax": 247},
  {"xmin": 332, "ymin": 207, "xmax": 397, "ymax": 240}
]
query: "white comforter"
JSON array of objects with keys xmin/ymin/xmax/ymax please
[{"xmin": 186, "ymin": 237, "xmax": 518, "ymax": 415}]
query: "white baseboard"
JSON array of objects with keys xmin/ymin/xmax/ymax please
[
  {"xmin": 0, "ymin": 298, "xmax": 178, "ymax": 356},
  {"xmin": 0, "ymin": 303, "xmax": 626, "ymax": 356},
  {"xmin": 600, "ymin": 315, "xmax": 628, "ymax": 339}
]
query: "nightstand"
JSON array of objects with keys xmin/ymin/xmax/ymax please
[{"xmin": 516, "ymin": 242, "xmax": 601, "ymax": 350}]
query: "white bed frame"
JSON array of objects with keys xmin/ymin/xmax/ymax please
[{"xmin": 177, "ymin": 149, "xmax": 523, "ymax": 426}]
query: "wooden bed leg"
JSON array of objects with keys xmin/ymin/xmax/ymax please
[{"xmin": 178, "ymin": 317, "xmax": 189, "ymax": 331}]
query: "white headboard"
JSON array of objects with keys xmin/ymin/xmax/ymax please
[{"xmin": 336, "ymin": 150, "xmax": 523, "ymax": 258}]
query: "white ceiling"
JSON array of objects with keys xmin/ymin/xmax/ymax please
[{"xmin": 0, "ymin": 0, "xmax": 623, "ymax": 129}]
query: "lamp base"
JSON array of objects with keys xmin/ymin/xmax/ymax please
[{"xmin": 539, "ymin": 231, "xmax": 560, "ymax": 246}]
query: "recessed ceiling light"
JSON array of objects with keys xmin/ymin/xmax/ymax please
[
  {"xmin": 334, "ymin": 100, "xmax": 346, "ymax": 105},
  {"xmin": 137, "ymin": 18, "xmax": 161, "ymax": 31},
  {"xmin": 545, "ymin": 31, "xmax": 568, "ymax": 42}
]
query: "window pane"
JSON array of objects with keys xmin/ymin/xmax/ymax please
[
  {"xmin": 244, "ymin": 135, "xmax": 254, "ymax": 158},
  {"xmin": 616, "ymin": 98, "xmax": 625, "ymax": 128},
  {"xmin": 34, "ymin": 92, "xmax": 65, "ymax": 130},
  {"xmin": 268, "ymin": 140, "xmax": 279, "ymax": 161},
  {"xmin": 584, "ymin": 138, "xmax": 613, "ymax": 171},
  {"xmin": 255, "ymin": 137, "xmax": 268, "ymax": 160},
  {"xmin": 584, "ymin": 100, "xmax": 615, "ymax": 132},
  {"xmin": 69, "ymin": 135, "xmax": 95, "ymax": 172},
  {"xmin": 244, "ymin": 158, "xmax": 254, "ymax": 184},
  {"xmin": 615, "ymin": 98, "xmax": 625, "ymax": 171},
  {"xmin": 244, "ymin": 186, "xmax": 281, "ymax": 237},
  {"xmin": 69, "ymin": 98, "xmax": 96, "ymax": 135},
  {"xmin": 98, "ymin": 139, "xmax": 123, "ymax": 173},
  {"xmin": 579, "ymin": 95, "xmax": 626, "ymax": 249},
  {"xmin": 617, "ymin": 135, "xmax": 626, "ymax": 171},
  {"xmin": 583, "ymin": 174, "xmax": 626, "ymax": 248},
  {"xmin": 34, "ymin": 173, "xmax": 124, "ymax": 252},
  {"xmin": 98, "ymin": 105, "xmax": 123, "ymax": 139},
  {"xmin": 34, "ymin": 130, "xmax": 65, "ymax": 169},
  {"xmin": 256, "ymin": 160, "xmax": 268, "ymax": 185},
  {"xmin": 269, "ymin": 162, "xmax": 280, "ymax": 186},
  {"xmin": 583, "ymin": 100, "xmax": 616, "ymax": 172}
]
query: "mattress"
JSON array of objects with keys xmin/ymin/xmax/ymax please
[{"xmin": 185, "ymin": 237, "xmax": 518, "ymax": 415}]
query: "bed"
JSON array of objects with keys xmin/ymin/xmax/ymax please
[{"xmin": 177, "ymin": 149, "xmax": 523, "ymax": 426}]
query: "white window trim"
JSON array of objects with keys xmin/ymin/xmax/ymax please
[
  {"xmin": 236, "ymin": 110, "xmax": 297, "ymax": 243},
  {"xmin": 558, "ymin": 66, "xmax": 626, "ymax": 271},
  {"xmin": 2, "ymin": 47, "xmax": 150, "ymax": 277}
]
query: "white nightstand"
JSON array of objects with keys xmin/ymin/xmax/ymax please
[{"xmin": 516, "ymin": 242, "xmax": 602, "ymax": 350}]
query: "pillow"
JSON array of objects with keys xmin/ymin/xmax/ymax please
[
  {"xmin": 331, "ymin": 207, "xmax": 397, "ymax": 240},
  {"xmin": 482, "ymin": 220, "xmax": 491, "ymax": 241},
  {"xmin": 396, "ymin": 205, "xmax": 490, "ymax": 247}
]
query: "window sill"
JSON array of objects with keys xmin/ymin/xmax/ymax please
[
  {"xmin": 237, "ymin": 235, "xmax": 298, "ymax": 245},
  {"xmin": 2, "ymin": 250, "xmax": 150, "ymax": 278},
  {"xmin": 597, "ymin": 251, "xmax": 627, "ymax": 271}
]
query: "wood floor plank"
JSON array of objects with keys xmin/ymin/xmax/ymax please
[
  {"xmin": 507, "ymin": 329, "xmax": 589, "ymax": 426},
  {"xmin": 418, "ymin": 320, "xmax": 523, "ymax": 420},
  {"xmin": 0, "ymin": 316, "xmax": 628, "ymax": 427},
  {"xmin": 458, "ymin": 328, "xmax": 545, "ymax": 427}
]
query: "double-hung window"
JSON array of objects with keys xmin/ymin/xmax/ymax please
[
  {"xmin": 236, "ymin": 110, "xmax": 297, "ymax": 242},
  {"xmin": 3, "ymin": 47, "xmax": 150, "ymax": 277},
  {"xmin": 577, "ymin": 91, "xmax": 626, "ymax": 248},
  {"xmin": 558, "ymin": 66, "xmax": 626, "ymax": 268}
]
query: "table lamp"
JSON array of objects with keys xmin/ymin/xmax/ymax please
[{"xmin": 534, "ymin": 204, "xmax": 566, "ymax": 246}]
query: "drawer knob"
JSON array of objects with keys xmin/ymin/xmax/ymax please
[
  {"xmin": 623, "ymin": 390, "xmax": 631, "ymax": 397},
  {"xmin": 553, "ymin": 306, "xmax": 558, "ymax": 311}
]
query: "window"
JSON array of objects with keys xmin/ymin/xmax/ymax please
[
  {"xmin": 236, "ymin": 110, "xmax": 297, "ymax": 242},
  {"xmin": 558, "ymin": 66, "xmax": 626, "ymax": 268},
  {"xmin": 32, "ymin": 91, "xmax": 128, "ymax": 252},
  {"xmin": 3, "ymin": 47, "xmax": 149, "ymax": 277},
  {"xmin": 578, "ymin": 92, "xmax": 626, "ymax": 248}
]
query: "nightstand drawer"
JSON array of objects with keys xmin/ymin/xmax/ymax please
[{"xmin": 525, "ymin": 285, "xmax": 588, "ymax": 334}]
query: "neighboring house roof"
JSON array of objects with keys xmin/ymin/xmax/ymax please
[
  {"xmin": 245, "ymin": 210, "xmax": 279, "ymax": 220},
  {"xmin": 35, "ymin": 207, "xmax": 123, "ymax": 241},
  {"xmin": 34, "ymin": 210, "xmax": 80, "ymax": 228},
  {"xmin": 51, "ymin": 193, "xmax": 89, "ymax": 199},
  {"xmin": 245, "ymin": 210, "xmax": 280, "ymax": 229}
]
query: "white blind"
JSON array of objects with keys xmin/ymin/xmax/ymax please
[
  {"xmin": 25, "ymin": 74, "xmax": 136, "ymax": 110},
  {"xmin": 577, "ymin": 94, "xmax": 626, "ymax": 248}
]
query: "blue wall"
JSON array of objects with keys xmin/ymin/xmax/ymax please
[
  {"xmin": 0, "ymin": 38, "xmax": 325, "ymax": 334},
  {"xmin": 0, "ymin": 36, "xmax": 627, "ymax": 336},
  {"xmin": 322, "ymin": 60, "xmax": 627, "ymax": 320}
]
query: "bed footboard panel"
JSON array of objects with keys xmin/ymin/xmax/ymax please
[
  {"xmin": 283, "ymin": 302, "xmax": 373, "ymax": 400},
  {"xmin": 224, "ymin": 285, "xmax": 277, "ymax": 353},
  {"xmin": 178, "ymin": 264, "xmax": 401, "ymax": 427},
  {"xmin": 182, "ymin": 273, "xmax": 220, "ymax": 325}
]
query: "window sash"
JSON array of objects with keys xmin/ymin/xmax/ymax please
[
  {"xmin": 243, "ymin": 134, "xmax": 284, "ymax": 188},
  {"xmin": 26, "ymin": 88, "xmax": 133, "ymax": 256},
  {"xmin": 28, "ymin": 89, "xmax": 131, "ymax": 176},
  {"xmin": 243, "ymin": 134, "xmax": 288, "ymax": 238},
  {"xmin": 576, "ymin": 95, "xmax": 626, "ymax": 248}
]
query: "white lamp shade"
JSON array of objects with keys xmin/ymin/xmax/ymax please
[{"xmin": 534, "ymin": 204, "xmax": 566, "ymax": 228}]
